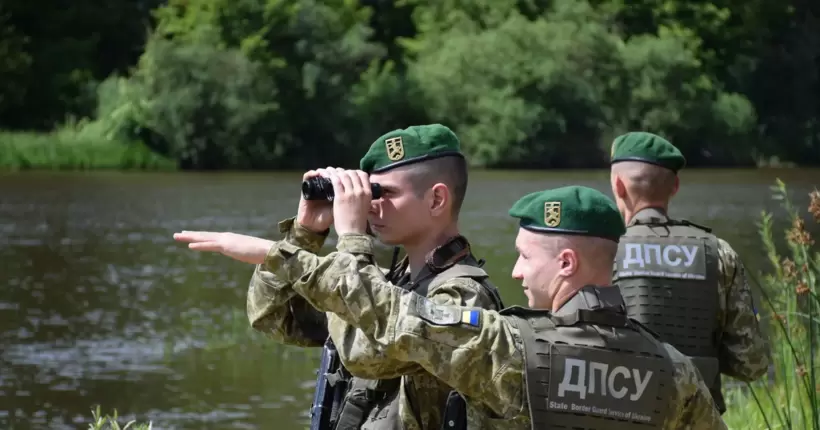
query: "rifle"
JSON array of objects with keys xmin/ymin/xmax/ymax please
[{"xmin": 310, "ymin": 338, "xmax": 344, "ymax": 430}]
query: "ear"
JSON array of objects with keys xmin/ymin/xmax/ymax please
[
  {"xmin": 671, "ymin": 175, "xmax": 680, "ymax": 197},
  {"xmin": 429, "ymin": 183, "xmax": 449, "ymax": 216},
  {"xmin": 614, "ymin": 175, "xmax": 627, "ymax": 199},
  {"xmin": 557, "ymin": 249, "xmax": 578, "ymax": 277}
]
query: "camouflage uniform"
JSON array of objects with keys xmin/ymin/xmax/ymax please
[
  {"xmin": 263, "ymin": 186, "xmax": 727, "ymax": 429},
  {"xmin": 259, "ymin": 233, "xmax": 727, "ymax": 430},
  {"xmin": 247, "ymin": 218, "xmax": 500, "ymax": 429},
  {"xmin": 609, "ymin": 132, "xmax": 770, "ymax": 412},
  {"xmin": 714, "ymin": 235, "xmax": 770, "ymax": 381},
  {"xmin": 248, "ymin": 124, "xmax": 504, "ymax": 429}
]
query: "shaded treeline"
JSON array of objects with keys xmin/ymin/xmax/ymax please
[{"xmin": 1, "ymin": 0, "xmax": 818, "ymax": 170}]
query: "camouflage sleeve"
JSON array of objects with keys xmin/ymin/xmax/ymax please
[
  {"xmin": 716, "ymin": 238, "xmax": 770, "ymax": 381},
  {"xmin": 267, "ymin": 234, "xmax": 527, "ymax": 418},
  {"xmin": 246, "ymin": 217, "xmax": 330, "ymax": 347},
  {"xmin": 664, "ymin": 345, "xmax": 728, "ymax": 430},
  {"xmin": 302, "ymin": 234, "xmax": 501, "ymax": 380}
]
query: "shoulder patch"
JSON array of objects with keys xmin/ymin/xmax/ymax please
[
  {"xmin": 415, "ymin": 298, "xmax": 481, "ymax": 327},
  {"xmin": 461, "ymin": 309, "xmax": 480, "ymax": 327}
]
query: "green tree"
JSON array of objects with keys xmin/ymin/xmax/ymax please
[{"xmin": 407, "ymin": 0, "xmax": 756, "ymax": 168}]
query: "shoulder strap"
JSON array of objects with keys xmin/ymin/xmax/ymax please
[
  {"xmin": 427, "ymin": 262, "xmax": 505, "ymax": 310},
  {"xmin": 674, "ymin": 218, "xmax": 713, "ymax": 233},
  {"xmin": 549, "ymin": 308, "xmax": 630, "ymax": 328},
  {"xmin": 427, "ymin": 264, "xmax": 489, "ymax": 290},
  {"xmin": 632, "ymin": 216, "xmax": 713, "ymax": 233}
]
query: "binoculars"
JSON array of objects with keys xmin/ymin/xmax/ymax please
[{"xmin": 301, "ymin": 177, "xmax": 383, "ymax": 201}]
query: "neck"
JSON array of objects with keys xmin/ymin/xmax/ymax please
[
  {"xmin": 622, "ymin": 200, "xmax": 668, "ymax": 225},
  {"xmin": 405, "ymin": 222, "xmax": 460, "ymax": 278}
]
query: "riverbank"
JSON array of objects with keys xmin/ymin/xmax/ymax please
[
  {"xmin": 1, "ymin": 128, "xmax": 804, "ymax": 172},
  {"xmin": 0, "ymin": 130, "xmax": 175, "ymax": 171}
]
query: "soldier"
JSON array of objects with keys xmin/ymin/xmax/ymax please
[
  {"xmin": 182, "ymin": 183, "xmax": 727, "ymax": 429},
  {"xmin": 174, "ymin": 124, "xmax": 504, "ymax": 429},
  {"xmin": 608, "ymin": 131, "xmax": 770, "ymax": 413}
]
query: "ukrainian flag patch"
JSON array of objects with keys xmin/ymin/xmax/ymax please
[{"xmin": 461, "ymin": 310, "xmax": 480, "ymax": 327}]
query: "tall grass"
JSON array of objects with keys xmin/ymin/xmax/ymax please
[
  {"xmin": 87, "ymin": 406, "xmax": 152, "ymax": 430},
  {"xmin": 0, "ymin": 119, "xmax": 175, "ymax": 171},
  {"xmin": 723, "ymin": 179, "xmax": 820, "ymax": 430}
]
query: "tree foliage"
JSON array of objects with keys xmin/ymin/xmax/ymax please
[{"xmin": 1, "ymin": 0, "xmax": 817, "ymax": 168}]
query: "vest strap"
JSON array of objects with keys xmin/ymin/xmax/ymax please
[
  {"xmin": 334, "ymin": 388, "xmax": 370, "ymax": 430},
  {"xmin": 326, "ymin": 367, "xmax": 349, "ymax": 387},
  {"xmin": 632, "ymin": 215, "xmax": 713, "ymax": 233},
  {"xmin": 511, "ymin": 317, "xmax": 541, "ymax": 429},
  {"xmin": 551, "ymin": 308, "xmax": 629, "ymax": 328}
]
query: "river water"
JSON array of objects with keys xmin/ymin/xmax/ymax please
[{"xmin": 1, "ymin": 169, "xmax": 818, "ymax": 429}]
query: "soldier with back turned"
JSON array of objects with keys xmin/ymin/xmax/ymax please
[{"xmin": 608, "ymin": 131, "xmax": 770, "ymax": 414}]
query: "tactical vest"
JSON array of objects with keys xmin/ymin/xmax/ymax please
[
  {"xmin": 612, "ymin": 209, "xmax": 724, "ymax": 412},
  {"xmin": 332, "ymin": 238, "xmax": 505, "ymax": 430},
  {"xmin": 502, "ymin": 286, "xmax": 676, "ymax": 430}
]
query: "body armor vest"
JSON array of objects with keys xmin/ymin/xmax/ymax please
[
  {"xmin": 612, "ymin": 209, "xmax": 724, "ymax": 412},
  {"xmin": 332, "ymin": 237, "xmax": 505, "ymax": 430},
  {"xmin": 502, "ymin": 286, "xmax": 676, "ymax": 430}
]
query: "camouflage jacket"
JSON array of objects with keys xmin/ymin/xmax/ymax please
[
  {"xmin": 246, "ymin": 218, "xmax": 500, "ymax": 430},
  {"xmin": 264, "ymin": 233, "xmax": 728, "ymax": 430},
  {"xmin": 713, "ymin": 235, "xmax": 770, "ymax": 381}
]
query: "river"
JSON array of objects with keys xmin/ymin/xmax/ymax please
[{"xmin": 1, "ymin": 168, "xmax": 818, "ymax": 429}]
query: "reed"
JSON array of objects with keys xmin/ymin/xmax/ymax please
[{"xmin": 723, "ymin": 179, "xmax": 820, "ymax": 429}]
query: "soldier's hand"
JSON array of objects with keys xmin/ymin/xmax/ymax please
[
  {"xmin": 296, "ymin": 168, "xmax": 336, "ymax": 233},
  {"xmin": 173, "ymin": 231, "xmax": 274, "ymax": 265},
  {"xmin": 329, "ymin": 169, "xmax": 372, "ymax": 236}
]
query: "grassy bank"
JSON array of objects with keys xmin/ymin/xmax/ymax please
[
  {"xmin": 723, "ymin": 179, "xmax": 820, "ymax": 429},
  {"xmin": 0, "ymin": 127, "xmax": 175, "ymax": 171}
]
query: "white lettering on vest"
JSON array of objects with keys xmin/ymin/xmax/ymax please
[
  {"xmin": 557, "ymin": 358, "xmax": 653, "ymax": 401},
  {"xmin": 623, "ymin": 243, "xmax": 699, "ymax": 268}
]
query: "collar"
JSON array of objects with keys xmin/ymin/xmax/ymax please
[
  {"xmin": 629, "ymin": 207, "xmax": 669, "ymax": 226},
  {"xmin": 553, "ymin": 285, "xmax": 626, "ymax": 316},
  {"xmin": 391, "ymin": 235, "xmax": 474, "ymax": 284},
  {"xmin": 424, "ymin": 235, "xmax": 473, "ymax": 272}
]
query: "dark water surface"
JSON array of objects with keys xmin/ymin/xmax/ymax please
[{"xmin": 1, "ymin": 169, "xmax": 818, "ymax": 429}]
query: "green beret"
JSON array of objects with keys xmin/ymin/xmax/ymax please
[
  {"xmin": 610, "ymin": 131, "xmax": 686, "ymax": 172},
  {"xmin": 359, "ymin": 124, "xmax": 464, "ymax": 173},
  {"xmin": 508, "ymin": 186, "xmax": 626, "ymax": 242}
]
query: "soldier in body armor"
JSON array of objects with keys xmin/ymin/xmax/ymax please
[
  {"xmin": 173, "ymin": 124, "xmax": 505, "ymax": 429},
  {"xmin": 608, "ymin": 131, "xmax": 770, "ymax": 414},
  {"xmin": 228, "ymin": 184, "xmax": 726, "ymax": 429}
]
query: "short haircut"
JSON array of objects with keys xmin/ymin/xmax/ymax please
[
  {"xmin": 541, "ymin": 234, "xmax": 618, "ymax": 271},
  {"xmin": 403, "ymin": 155, "xmax": 468, "ymax": 217},
  {"xmin": 612, "ymin": 161, "xmax": 677, "ymax": 201}
]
